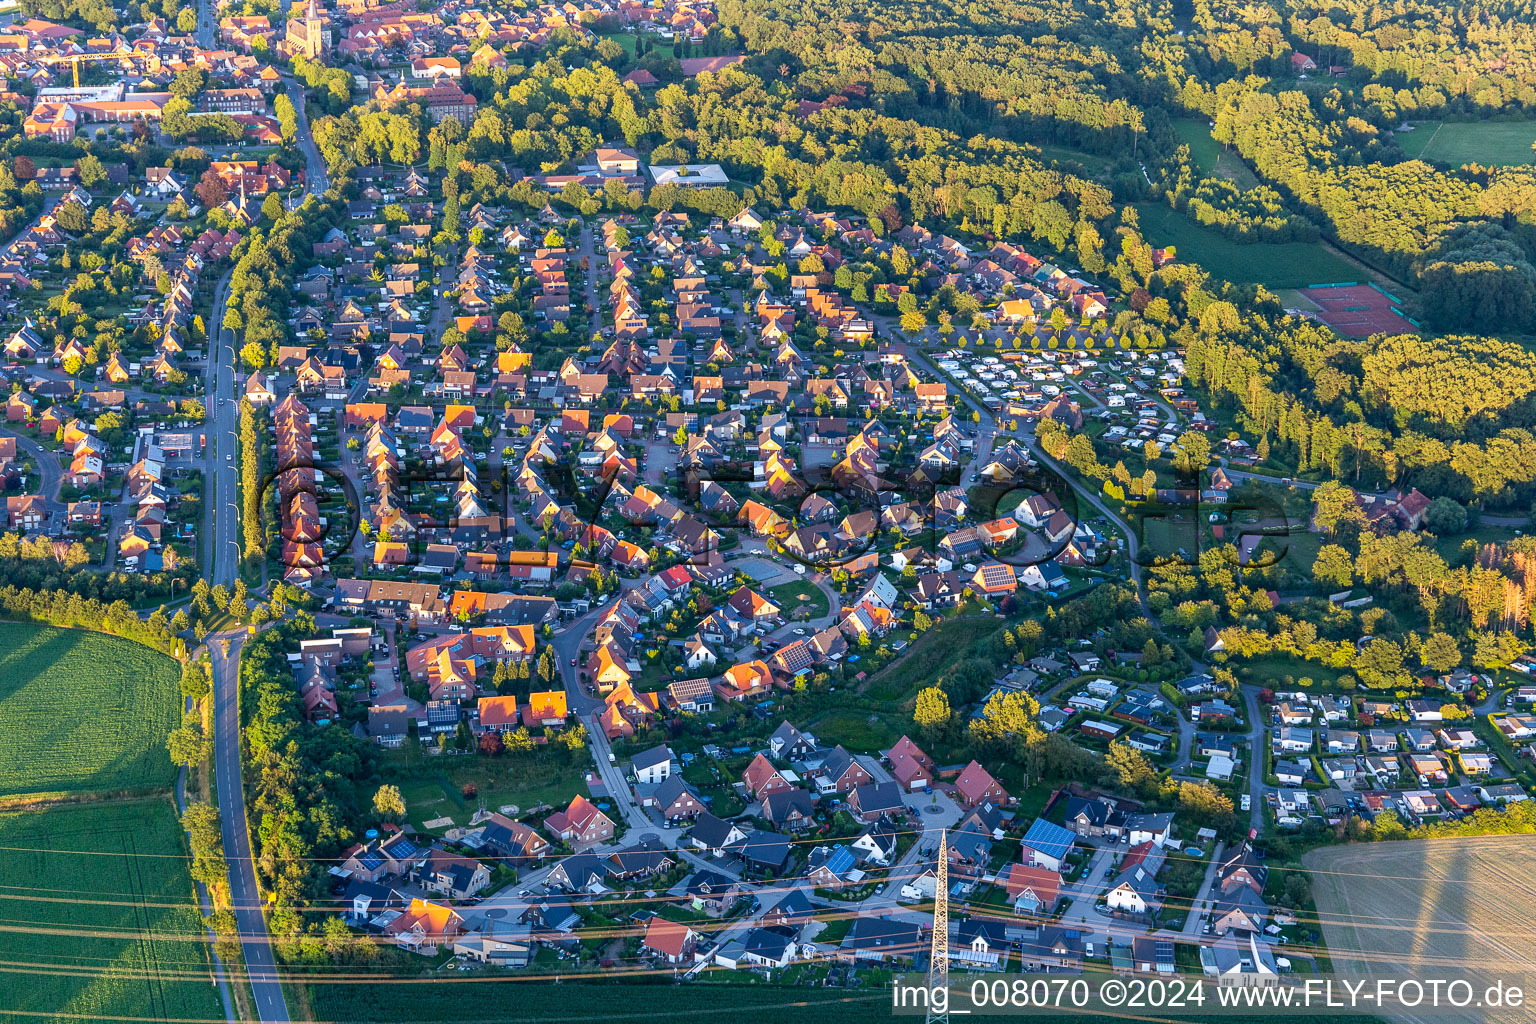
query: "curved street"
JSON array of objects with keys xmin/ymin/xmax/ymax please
[{"xmin": 0, "ymin": 424, "xmax": 65, "ymax": 514}]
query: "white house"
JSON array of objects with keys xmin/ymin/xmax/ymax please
[
  {"xmin": 632, "ymin": 744, "xmax": 673, "ymax": 786},
  {"xmin": 1105, "ymin": 866, "xmax": 1163, "ymax": 915}
]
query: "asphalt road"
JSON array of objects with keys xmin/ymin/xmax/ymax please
[
  {"xmin": 198, "ymin": 77, "xmax": 332, "ymax": 1024},
  {"xmin": 203, "ymin": 271, "xmax": 242, "ymax": 590},
  {"xmin": 211, "ymin": 635, "xmax": 290, "ymax": 1023},
  {"xmin": 0, "ymin": 425, "xmax": 65, "ymax": 514},
  {"xmin": 1241, "ymin": 684, "xmax": 1269, "ymax": 832}
]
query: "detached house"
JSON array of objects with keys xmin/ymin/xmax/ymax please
[
  {"xmin": 544, "ymin": 795, "xmax": 614, "ymax": 845},
  {"xmin": 954, "ymin": 760, "xmax": 1010, "ymax": 808}
]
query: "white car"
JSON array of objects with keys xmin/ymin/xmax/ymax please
[{"xmin": 1240, "ymin": 794, "xmax": 1252, "ymax": 811}]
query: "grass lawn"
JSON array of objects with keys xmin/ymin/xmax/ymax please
[
  {"xmin": 1276, "ymin": 527, "xmax": 1323, "ymax": 577},
  {"xmin": 1136, "ymin": 510, "xmax": 1201, "ymax": 562},
  {"xmin": 1034, "ymin": 142, "xmax": 1115, "ymax": 177},
  {"xmin": 805, "ymin": 708, "xmax": 902, "ymax": 753},
  {"xmin": 1432, "ymin": 524, "xmax": 1524, "ymax": 567},
  {"xmin": 1231, "ymin": 653, "xmax": 1343, "ymax": 690},
  {"xmin": 769, "ymin": 579, "xmax": 829, "ymax": 621},
  {"xmin": 1401, "ymin": 119, "xmax": 1535, "ymax": 166},
  {"xmin": 1012, "ymin": 782, "xmax": 1055, "ymax": 824},
  {"xmin": 1133, "ymin": 202, "xmax": 1358, "ymax": 289},
  {"xmin": 598, "ymin": 31, "xmax": 640, "ymax": 56},
  {"xmin": 0, "ymin": 623, "xmax": 181, "ymax": 801},
  {"xmin": 0, "ymin": 799, "xmax": 222, "ymax": 1022},
  {"xmin": 861, "ymin": 616, "xmax": 1006, "ymax": 703},
  {"xmin": 1172, "ymin": 118, "xmax": 1260, "ymax": 186},
  {"xmin": 380, "ymin": 746, "xmax": 588, "ymax": 832}
]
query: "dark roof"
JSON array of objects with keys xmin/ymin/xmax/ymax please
[
  {"xmin": 685, "ymin": 870, "xmax": 737, "ymax": 899},
  {"xmin": 738, "ymin": 829, "xmax": 791, "ymax": 870},
  {"xmin": 1063, "ymin": 795, "xmax": 1112, "ymax": 826},
  {"xmin": 744, "ymin": 926, "xmax": 796, "ymax": 960},
  {"xmin": 689, "ymin": 812, "xmax": 744, "ymax": 850},
  {"xmin": 380, "ymin": 834, "xmax": 418, "ymax": 859},
  {"xmin": 844, "ymin": 916, "xmax": 924, "ymax": 955},
  {"xmin": 633, "ymin": 743, "xmax": 672, "ymax": 771},
  {"xmin": 852, "ymin": 781, "xmax": 902, "ymax": 815},
  {"xmin": 767, "ymin": 886, "xmax": 815, "ymax": 924},
  {"xmin": 762, "ymin": 788, "xmax": 816, "ymax": 822},
  {"xmin": 654, "ymin": 773, "xmax": 698, "ymax": 809},
  {"xmin": 819, "ymin": 744, "xmax": 858, "ymax": 781},
  {"xmin": 957, "ymin": 916, "xmax": 1008, "ymax": 947}
]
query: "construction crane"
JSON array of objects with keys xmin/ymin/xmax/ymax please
[{"xmin": 41, "ymin": 52, "xmax": 135, "ymax": 89}]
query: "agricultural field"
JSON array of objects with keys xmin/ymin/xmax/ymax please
[
  {"xmin": 0, "ymin": 799, "xmax": 222, "ymax": 1022},
  {"xmin": 1399, "ymin": 120, "xmax": 1536, "ymax": 166},
  {"xmin": 310, "ymin": 982, "xmax": 901, "ymax": 1024},
  {"xmin": 0, "ymin": 623, "xmax": 182, "ymax": 801},
  {"xmin": 1133, "ymin": 203, "xmax": 1358, "ymax": 289},
  {"xmin": 1306, "ymin": 836, "xmax": 1536, "ymax": 1024},
  {"xmin": 308, "ymin": 981, "xmax": 1379, "ymax": 1024}
]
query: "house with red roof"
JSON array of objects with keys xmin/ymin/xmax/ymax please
[
  {"xmin": 890, "ymin": 751, "xmax": 935, "ymax": 792},
  {"xmin": 642, "ymin": 917, "xmax": 696, "ymax": 964},
  {"xmin": 954, "ymin": 760, "xmax": 1011, "ymax": 807},
  {"xmin": 385, "ymin": 898, "xmax": 463, "ymax": 953},
  {"xmin": 1003, "ymin": 863, "xmax": 1062, "ymax": 913},
  {"xmin": 476, "ymin": 696, "xmax": 519, "ymax": 733},
  {"xmin": 741, "ymin": 752, "xmax": 793, "ymax": 801},
  {"xmin": 544, "ymin": 795, "xmax": 614, "ymax": 845},
  {"xmin": 720, "ymin": 659, "xmax": 772, "ymax": 699},
  {"xmin": 971, "ymin": 562, "xmax": 1018, "ymax": 596},
  {"xmin": 656, "ymin": 565, "xmax": 693, "ymax": 592}
]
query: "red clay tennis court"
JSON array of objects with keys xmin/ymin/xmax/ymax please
[{"xmin": 1304, "ymin": 283, "xmax": 1418, "ymax": 338}]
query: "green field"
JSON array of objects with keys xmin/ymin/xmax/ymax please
[
  {"xmin": 1035, "ymin": 142, "xmax": 1116, "ymax": 177},
  {"xmin": 1401, "ymin": 120, "xmax": 1535, "ymax": 166},
  {"xmin": 0, "ymin": 623, "xmax": 182, "ymax": 801},
  {"xmin": 769, "ymin": 579, "xmax": 829, "ymax": 621},
  {"xmin": 0, "ymin": 800, "xmax": 222, "ymax": 1022},
  {"xmin": 805, "ymin": 707, "xmax": 903, "ymax": 752},
  {"xmin": 1172, "ymin": 118, "xmax": 1259, "ymax": 186},
  {"xmin": 381, "ymin": 746, "xmax": 587, "ymax": 834},
  {"xmin": 860, "ymin": 616, "xmax": 1005, "ymax": 703},
  {"xmin": 309, "ymin": 982, "xmax": 1384, "ymax": 1024},
  {"xmin": 598, "ymin": 32, "xmax": 640, "ymax": 56},
  {"xmin": 1134, "ymin": 203, "xmax": 1358, "ymax": 289}
]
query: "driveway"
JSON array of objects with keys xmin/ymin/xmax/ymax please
[{"xmin": 1181, "ymin": 841, "xmax": 1225, "ymax": 936}]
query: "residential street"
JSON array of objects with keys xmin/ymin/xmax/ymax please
[
  {"xmin": 0, "ymin": 424, "xmax": 65, "ymax": 514},
  {"xmin": 202, "ymin": 269, "xmax": 242, "ymax": 591},
  {"xmin": 1241, "ymin": 684, "xmax": 1269, "ymax": 832}
]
